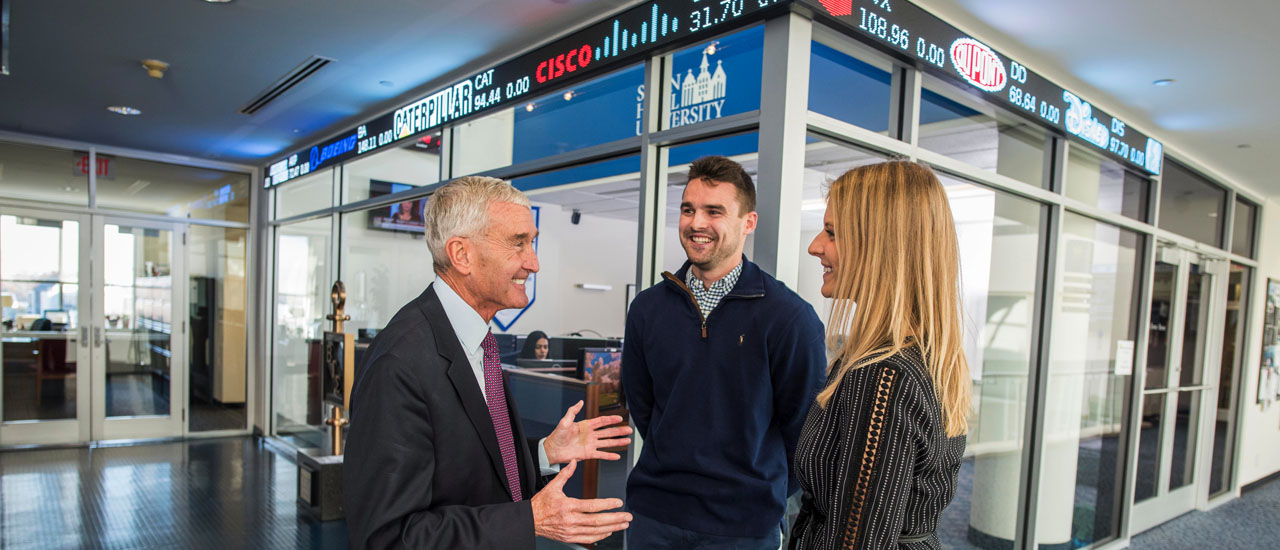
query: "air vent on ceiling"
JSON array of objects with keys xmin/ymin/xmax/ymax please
[{"xmin": 238, "ymin": 55, "xmax": 334, "ymax": 115}]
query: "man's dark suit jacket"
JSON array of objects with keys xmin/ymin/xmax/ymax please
[{"xmin": 344, "ymin": 284, "xmax": 542, "ymax": 550}]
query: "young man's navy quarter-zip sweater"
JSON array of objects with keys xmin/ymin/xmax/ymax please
[{"xmin": 623, "ymin": 257, "xmax": 827, "ymax": 537}]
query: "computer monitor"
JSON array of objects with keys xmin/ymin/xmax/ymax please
[
  {"xmin": 43, "ymin": 309, "xmax": 70, "ymax": 330},
  {"xmin": 580, "ymin": 347, "xmax": 623, "ymax": 409},
  {"xmin": 516, "ymin": 358, "xmax": 580, "ymax": 377},
  {"xmin": 552, "ymin": 337, "xmax": 622, "ymax": 366}
]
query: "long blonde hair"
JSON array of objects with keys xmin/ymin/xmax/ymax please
[{"xmin": 816, "ymin": 161, "xmax": 970, "ymax": 437}]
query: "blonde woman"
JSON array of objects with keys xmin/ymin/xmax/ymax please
[{"xmin": 790, "ymin": 161, "xmax": 970, "ymax": 550}]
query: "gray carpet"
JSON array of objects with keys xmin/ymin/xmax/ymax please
[{"xmin": 1130, "ymin": 475, "xmax": 1280, "ymax": 549}]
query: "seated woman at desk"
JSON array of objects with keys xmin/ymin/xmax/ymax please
[{"xmin": 519, "ymin": 330, "xmax": 550, "ymax": 360}]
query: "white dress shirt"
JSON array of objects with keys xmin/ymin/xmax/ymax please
[{"xmin": 433, "ymin": 280, "xmax": 558, "ymax": 474}]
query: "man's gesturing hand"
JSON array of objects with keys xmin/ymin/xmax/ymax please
[
  {"xmin": 532, "ymin": 460, "xmax": 632, "ymax": 544},
  {"xmin": 544, "ymin": 400, "xmax": 632, "ymax": 464}
]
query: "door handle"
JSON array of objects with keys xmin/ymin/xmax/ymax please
[
  {"xmin": 80, "ymin": 326, "xmax": 89, "ymax": 346},
  {"xmin": 94, "ymin": 326, "xmax": 103, "ymax": 348}
]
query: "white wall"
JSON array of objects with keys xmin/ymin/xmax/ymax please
[{"xmin": 1237, "ymin": 196, "xmax": 1280, "ymax": 485}]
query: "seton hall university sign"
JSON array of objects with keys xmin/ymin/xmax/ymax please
[{"xmin": 671, "ymin": 50, "xmax": 728, "ymax": 127}]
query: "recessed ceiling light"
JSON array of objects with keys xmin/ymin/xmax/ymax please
[
  {"xmin": 107, "ymin": 106, "xmax": 142, "ymax": 115},
  {"xmin": 563, "ymin": 91, "xmax": 575, "ymax": 101},
  {"xmin": 1153, "ymin": 78, "xmax": 1175, "ymax": 87},
  {"xmin": 525, "ymin": 103, "xmax": 536, "ymax": 112}
]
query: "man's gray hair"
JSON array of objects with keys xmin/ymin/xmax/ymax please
[{"xmin": 424, "ymin": 176, "xmax": 531, "ymax": 273}]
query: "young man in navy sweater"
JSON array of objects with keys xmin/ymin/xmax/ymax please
[{"xmin": 623, "ymin": 156, "xmax": 827, "ymax": 548}]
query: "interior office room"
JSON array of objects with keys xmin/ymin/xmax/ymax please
[{"xmin": 0, "ymin": 0, "xmax": 1277, "ymax": 549}]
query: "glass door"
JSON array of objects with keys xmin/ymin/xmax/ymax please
[
  {"xmin": 90, "ymin": 216, "xmax": 186, "ymax": 440},
  {"xmin": 1132, "ymin": 245, "xmax": 1226, "ymax": 531},
  {"xmin": 0, "ymin": 208, "xmax": 92, "ymax": 444}
]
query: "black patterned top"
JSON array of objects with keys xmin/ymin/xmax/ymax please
[{"xmin": 790, "ymin": 346, "xmax": 966, "ymax": 550}]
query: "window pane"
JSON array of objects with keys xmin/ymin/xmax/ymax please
[
  {"xmin": 796, "ymin": 145, "xmax": 1046, "ymax": 549},
  {"xmin": 96, "ymin": 157, "xmax": 251, "ymax": 223},
  {"xmin": 663, "ymin": 25, "xmax": 763, "ymax": 130},
  {"xmin": 919, "ymin": 75, "xmax": 1047, "ymax": 186},
  {"xmin": 1134, "ymin": 393, "xmax": 1165, "ymax": 502},
  {"xmin": 1065, "ymin": 146, "xmax": 1150, "ymax": 222},
  {"xmin": 453, "ymin": 64, "xmax": 644, "ymax": 177},
  {"xmin": 188, "ymin": 225, "xmax": 248, "ymax": 432},
  {"xmin": 510, "ymin": 156, "xmax": 641, "ymax": 340},
  {"xmin": 1038, "ymin": 213, "xmax": 1141, "ymax": 548},
  {"xmin": 1145, "ymin": 263, "xmax": 1176, "ymax": 389},
  {"xmin": 1231, "ymin": 199, "xmax": 1256, "ymax": 258},
  {"xmin": 798, "ymin": 139, "xmax": 884, "ymax": 319},
  {"xmin": 274, "ymin": 167, "xmax": 334, "ymax": 220},
  {"xmin": 936, "ymin": 173, "xmax": 1044, "ymax": 550},
  {"xmin": 1169, "ymin": 391, "xmax": 1201, "ymax": 490},
  {"xmin": 104, "ymin": 225, "xmax": 173, "ymax": 418},
  {"xmin": 0, "ymin": 141, "xmax": 89, "ymax": 207},
  {"xmin": 1158, "ymin": 160, "xmax": 1227, "ymax": 247},
  {"xmin": 272, "ymin": 217, "xmax": 332, "ymax": 449},
  {"xmin": 1210, "ymin": 264, "xmax": 1250, "ymax": 495},
  {"xmin": 807, "ymin": 38, "xmax": 892, "ymax": 133},
  {"xmin": 339, "ymin": 203, "xmax": 436, "ymax": 341},
  {"xmin": 1, "ymin": 215, "xmax": 81, "ymax": 422},
  {"xmin": 341, "ymin": 135, "xmax": 441, "ymax": 205}
]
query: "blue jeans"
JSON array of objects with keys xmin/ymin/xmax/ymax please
[{"xmin": 626, "ymin": 511, "xmax": 782, "ymax": 550}]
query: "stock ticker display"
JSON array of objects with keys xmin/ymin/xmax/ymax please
[
  {"xmin": 267, "ymin": 0, "xmax": 786, "ymax": 187},
  {"xmin": 802, "ymin": 0, "xmax": 1163, "ymax": 174},
  {"xmin": 267, "ymin": 0, "xmax": 1162, "ymax": 186}
]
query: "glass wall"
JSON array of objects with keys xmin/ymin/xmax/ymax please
[
  {"xmin": 1231, "ymin": 198, "xmax": 1257, "ymax": 258},
  {"xmin": 272, "ymin": 217, "xmax": 332, "ymax": 448},
  {"xmin": 511, "ymin": 156, "xmax": 641, "ymax": 340},
  {"xmin": 1210, "ymin": 264, "xmax": 1250, "ymax": 496},
  {"xmin": 275, "ymin": 168, "xmax": 334, "ymax": 220},
  {"xmin": 0, "ymin": 141, "xmax": 90, "ymax": 207},
  {"xmin": 102, "ymin": 223, "xmax": 174, "ymax": 418},
  {"xmin": 258, "ymin": 14, "xmax": 1268, "ymax": 548},
  {"xmin": 797, "ymin": 139, "xmax": 882, "ymax": 317},
  {"xmin": 1157, "ymin": 160, "xmax": 1227, "ymax": 247},
  {"xmin": 1, "ymin": 214, "xmax": 81, "ymax": 421},
  {"xmin": 919, "ymin": 74, "xmax": 1049, "ymax": 187},
  {"xmin": 96, "ymin": 158, "xmax": 251, "ymax": 223},
  {"xmin": 807, "ymin": 34, "xmax": 893, "ymax": 133},
  {"xmin": 1066, "ymin": 147, "xmax": 1151, "ymax": 223},
  {"xmin": 188, "ymin": 225, "xmax": 248, "ymax": 432},
  {"xmin": 1038, "ymin": 213, "xmax": 1142, "ymax": 549},
  {"xmin": 341, "ymin": 136, "xmax": 441, "ymax": 205},
  {"xmin": 452, "ymin": 64, "xmax": 644, "ymax": 177}
]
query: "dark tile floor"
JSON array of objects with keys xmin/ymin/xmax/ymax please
[
  {"xmin": 2, "ymin": 435, "xmax": 1274, "ymax": 550},
  {"xmin": 0, "ymin": 437, "xmax": 348, "ymax": 550}
]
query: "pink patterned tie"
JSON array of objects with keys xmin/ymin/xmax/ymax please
[{"xmin": 481, "ymin": 330, "xmax": 523, "ymax": 501}]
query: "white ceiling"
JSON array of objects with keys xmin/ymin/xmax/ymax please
[{"xmin": 0, "ymin": 0, "xmax": 1274, "ymax": 201}]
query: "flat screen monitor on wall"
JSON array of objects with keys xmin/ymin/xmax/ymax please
[
  {"xmin": 580, "ymin": 347, "xmax": 623, "ymax": 409},
  {"xmin": 367, "ymin": 180, "xmax": 426, "ymax": 233}
]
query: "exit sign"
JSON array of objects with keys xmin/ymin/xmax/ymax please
[{"xmin": 75, "ymin": 154, "xmax": 113, "ymax": 179}]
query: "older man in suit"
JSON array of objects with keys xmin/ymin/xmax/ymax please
[{"xmin": 344, "ymin": 176, "xmax": 633, "ymax": 550}]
